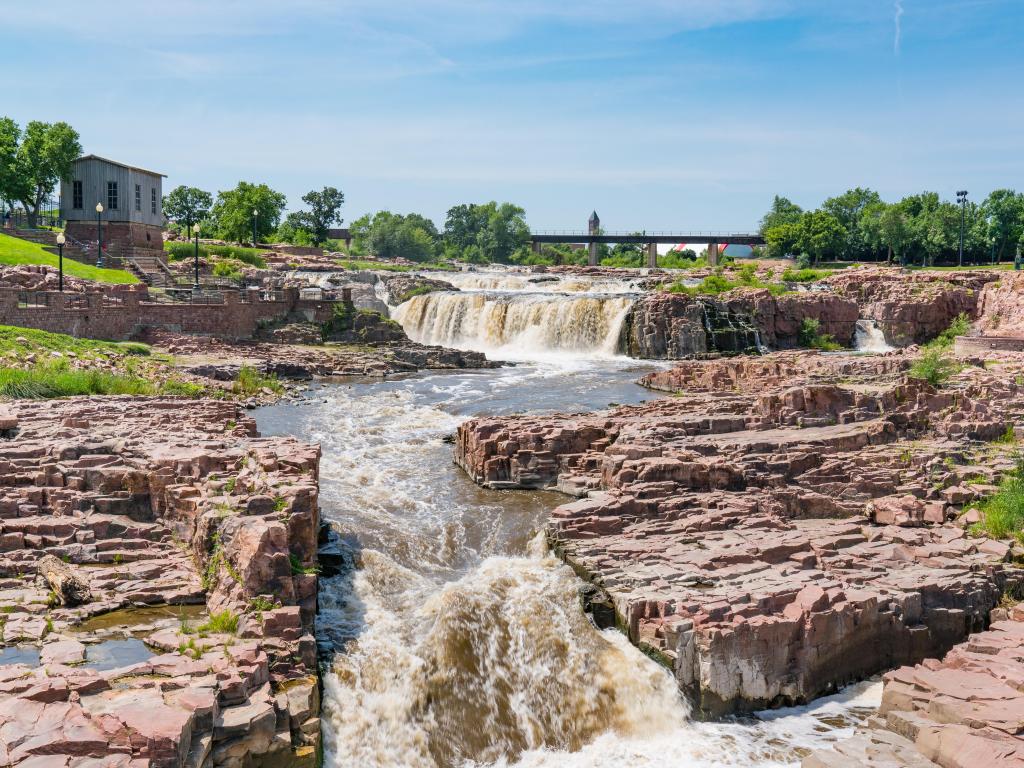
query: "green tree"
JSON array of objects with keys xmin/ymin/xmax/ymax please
[
  {"xmin": 162, "ymin": 185, "xmax": 213, "ymax": 234},
  {"xmin": 210, "ymin": 182, "xmax": 287, "ymax": 244},
  {"xmin": 879, "ymin": 206, "xmax": 910, "ymax": 265},
  {"xmin": 797, "ymin": 210, "xmax": 846, "ymax": 265},
  {"xmin": 759, "ymin": 195, "xmax": 803, "ymax": 234},
  {"xmin": 442, "ymin": 201, "xmax": 529, "ymax": 263},
  {"xmin": 822, "ymin": 187, "xmax": 882, "ymax": 261},
  {"xmin": 0, "ymin": 118, "xmax": 22, "ymax": 214},
  {"xmin": 15, "ymin": 121, "xmax": 81, "ymax": 226},
  {"xmin": 354, "ymin": 211, "xmax": 438, "ymax": 262},
  {"xmin": 764, "ymin": 220, "xmax": 803, "ymax": 258},
  {"xmin": 982, "ymin": 189, "xmax": 1024, "ymax": 263},
  {"xmin": 292, "ymin": 186, "xmax": 345, "ymax": 246}
]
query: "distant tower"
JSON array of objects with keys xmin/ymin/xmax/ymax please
[{"xmin": 587, "ymin": 211, "xmax": 600, "ymax": 266}]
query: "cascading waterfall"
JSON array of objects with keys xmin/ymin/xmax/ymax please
[
  {"xmin": 854, "ymin": 319, "xmax": 894, "ymax": 353},
  {"xmin": 435, "ymin": 271, "xmax": 644, "ymax": 295},
  {"xmin": 393, "ymin": 292, "xmax": 635, "ymax": 357}
]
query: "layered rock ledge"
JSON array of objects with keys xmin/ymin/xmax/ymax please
[
  {"xmin": 804, "ymin": 608, "xmax": 1024, "ymax": 767},
  {"xmin": 455, "ymin": 351, "xmax": 1024, "ymax": 716},
  {"xmin": 0, "ymin": 397, "xmax": 322, "ymax": 767}
]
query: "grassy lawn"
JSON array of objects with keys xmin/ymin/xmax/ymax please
[
  {"xmin": 0, "ymin": 232, "xmax": 138, "ymax": 284},
  {"xmin": 0, "ymin": 325, "xmax": 150, "ymax": 359}
]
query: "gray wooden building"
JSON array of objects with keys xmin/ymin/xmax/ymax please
[{"xmin": 60, "ymin": 155, "xmax": 166, "ymax": 226}]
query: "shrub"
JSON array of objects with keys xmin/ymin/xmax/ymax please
[
  {"xmin": 934, "ymin": 312, "xmax": 971, "ymax": 348},
  {"xmin": 909, "ymin": 344, "xmax": 961, "ymax": 386},
  {"xmin": 970, "ymin": 464, "xmax": 1024, "ymax": 542},
  {"xmin": 196, "ymin": 609, "xmax": 239, "ymax": 635},
  {"xmin": 798, "ymin": 317, "xmax": 841, "ymax": 351},
  {"xmin": 781, "ymin": 268, "xmax": 829, "ymax": 283},
  {"xmin": 232, "ymin": 365, "xmax": 283, "ymax": 396}
]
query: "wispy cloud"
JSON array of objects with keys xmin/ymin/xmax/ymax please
[{"xmin": 894, "ymin": 0, "xmax": 905, "ymax": 54}]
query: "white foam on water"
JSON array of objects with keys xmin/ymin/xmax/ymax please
[{"xmin": 854, "ymin": 319, "xmax": 894, "ymax": 353}]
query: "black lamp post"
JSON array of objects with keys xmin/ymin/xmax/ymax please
[
  {"xmin": 956, "ymin": 190, "xmax": 968, "ymax": 268},
  {"xmin": 193, "ymin": 223, "xmax": 201, "ymax": 290},
  {"xmin": 95, "ymin": 202, "xmax": 104, "ymax": 268},
  {"xmin": 252, "ymin": 208, "xmax": 258, "ymax": 248},
  {"xmin": 56, "ymin": 232, "xmax": 65, "ymax": 292}
]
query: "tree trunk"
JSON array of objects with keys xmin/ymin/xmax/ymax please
[{"xmin": 37, "ymin": 554, "xmax": 91, "ymax": 606}]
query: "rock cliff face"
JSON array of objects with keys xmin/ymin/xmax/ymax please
[
  {"xmin": 976, "ymin": 272, "xmax": 1024, "ymax": 337},
  {"xmin": 0, "ymin": 398, "xmax": 322, "ymax": 767},
  {"xmin": 620, "ymin": 290, "xmax": 858, "ymax": 358},
  {"xmin": 803, "ymin": 607, "xmax": 1024, "ymax": 768},
  {"xmin": 824, "ymin": 268, "xmax": 998, "ymax": 346},
  {"xmin": 455, "ymin": 351, "xmax": 1024, "ymax": 716}
]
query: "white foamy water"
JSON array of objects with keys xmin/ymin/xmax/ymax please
[
  {"xmin": 393, "ymin": 291, "xmax": 635, "ymax": 359},
  {"xmin": 854, "ymin": 319, "xmax": 894, "ymax": 353},
  {"xmin": 256, "ymin": 361, "xmax": 881, "ymax": 768},
  {"xmin": 433, "ymin": 269, "xmax": 645, "ymax": 295}
]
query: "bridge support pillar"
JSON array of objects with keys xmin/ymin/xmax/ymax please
[
  {"xmin": 531, "ymin": 240, "xmax": 541, "ymax": 254},
  {"xmin": 588, "ymin": 241, "xmax": 598, "ymax": 267},
  {"xmin": 707, "ymin": 241, "xmax": 719, "ymax": 267},
  {"xmin": 646, "ymin": 242, "xmax": 657, "ymax": 269}
]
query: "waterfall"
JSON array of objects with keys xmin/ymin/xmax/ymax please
[
  {"xmin": 393, "ymin": 292, "xmax": 636, "ymax": 358},
  {"xmin": 854, "ymin": 319, "xmax": 893, "ymax": 353}
]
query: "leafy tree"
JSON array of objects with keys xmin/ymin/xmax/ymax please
[
  {"xmin": 879, "ymin": 206, "xmax": 910, "ymax": 264},
  {"xmin": 162, "ymin": 185, "xmax": 213, "ymax": 234},
  {"xmin": 14, "ymin": 121, "xmax": 81, "ymax": 226},
  {"xmin": 442, "ymin": 201, "xmax": 530, "ymax": 263},
  {"xmin": 289, "ymin": 186, "xmax": 345, "ymax": 246},
  {"xmin": 0, "ymin": 118, "xmax": 22, "ymax": 214},
  {"xmin": 353, "ymin": 211, "xmax": 438, "ymax": 262},
  {"xmin": 764, "ymin": 220, "xmax": 802, "ymax": 258},
  {"xmin": 759, "ymin": 196, "xmax": 803, "ymax": 234},
  {"xmin": 210, "ymin": 182, "xmax": 287, "ymax": 244},
  {"xmin": 822, "ymin": 187, "xmax": 882, "ymax": 260},
  {"xmin": 796, "ymin": 210, "xmax": 846, "ymax": 265},
  {"xmin": 982, "ymin": 189, "xmax": 1024, "ymax": 263}
]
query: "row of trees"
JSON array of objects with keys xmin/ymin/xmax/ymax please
[
  {"xmin": 761, "ymin": 188, "xmax": 1024, "ymax": 266},
  {"xmin": 164, "ymin": 184, "xmax": 343, "ymax": 246},
  {"xmin": 348, "ymin": 202, "xmax": 531, "ymax": 263},
  {"xmin": 0, "ymin": 118, "xmax": 82, "ymax": 226}
]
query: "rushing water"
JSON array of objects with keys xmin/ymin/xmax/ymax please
[
  {"xmin": 256, "ymin": 357, "xmax": 879, "ymax": 768},
  {"xmin": 854, "ymin": 319, "xmax": 894, "ymax": 353}
]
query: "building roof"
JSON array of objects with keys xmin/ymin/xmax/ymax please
[
  {"xmin": 75, "ymin": 154, "xmax": 167, "ymax": 178},
  {"xmin": 589, "ymin": 210, "xmax": 600, "ymax": 222}
]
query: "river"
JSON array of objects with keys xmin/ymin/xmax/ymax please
[{"xmin": 255, "ymin": 270, "xmax": 879, "ymax": 768}]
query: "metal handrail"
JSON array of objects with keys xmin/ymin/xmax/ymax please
[{"xmin": 528, "ymin": 229, "xmax": 761, "ymax": 237}]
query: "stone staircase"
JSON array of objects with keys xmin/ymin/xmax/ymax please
[{"xmin": 125, "ymin": 254, "xmax": 178, "ymax": 287}]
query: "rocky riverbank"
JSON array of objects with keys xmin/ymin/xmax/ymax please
[
  {"xmin": 0, "ymin": 397, "xmax": 322, "ymax": 767},
  {"xmin": 803, "ymin": 607, "xmax": 1024, "ymax": 767},
  {"xmin": 454, "ymin": 350, "xmax": 1024, "ymax": 717}
]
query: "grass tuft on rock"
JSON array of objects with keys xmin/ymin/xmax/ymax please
[
  {"xmin": 970, "ymin": 461, "xmax": 1024, "ymax": 542},
  {"xmin": 798, "ymin": 317, "xmax": 841, "ymax": 351},
  {"xmin": 908, "ymin": 314, "xmax": 970, "ymax": 387},
  {"xmin": 232, "ymin": 365, "xmax": 283, "ymax": 397},
  {"xmin": 196, "ymin": 609, "xmax": 239, "ymax": 635}
]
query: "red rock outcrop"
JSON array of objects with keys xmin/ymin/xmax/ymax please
[
  {"xmin": 455, "ymin": 352, "xmax": 1024, "ymax": 715},
  {"xmin": 976, "ymin": 271, "xmax": 1024, "ymax": 337},
  {"xmin": 824, "ymin": 267, "xmax": 998, "ymax": 346},
  {"xmin": 0, "ymin": 397, "xmax": 322, "ymax": 767},
  {"xmin": 803, "ymin": 607, "xmax": 1024, "ymax": 768}
]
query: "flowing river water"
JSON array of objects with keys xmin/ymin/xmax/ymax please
[{"xmin": 256, "ymin": 270, "xmax": 881, "ymax": 768}]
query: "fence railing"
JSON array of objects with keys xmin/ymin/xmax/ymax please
[{"xmin": 4, "ymin": 211, "xmax": 63, "ymax": 230}]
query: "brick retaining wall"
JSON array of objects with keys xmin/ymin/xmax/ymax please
[
  {"xmin": 0, "ymin": 286, "xmax": 339, "ymax": 341},
  {"xmin": 954, "ymin": 335, "xmax": 1024, "ymax": 355}
]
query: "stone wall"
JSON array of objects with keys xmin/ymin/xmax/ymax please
[
  {"xmin": 0, "ymin": 285, "xmax": 339, "ymax": 341},
  {"xmin": 66, "ymin": 220, "xmax": 165, "ymax": 251}
]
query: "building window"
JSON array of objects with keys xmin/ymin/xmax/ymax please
[
  {"xmin": 135, "ymin": 184, "xmax": 141, "ymax": 212},
  {"xmin": 72, "ymin": 180, "xmax": 83, "ymax": 209},
  {"xmin": 151, "ymin": 187, "xmax": 157, "ymax": 215},
  {"xmin": 107, "ymin": 181, "xmax": 118, "ymax": 211}
]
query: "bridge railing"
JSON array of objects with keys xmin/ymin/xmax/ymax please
[{"xmin": 528, "ymin": 230, "xmax": 762, "ymax": 238}]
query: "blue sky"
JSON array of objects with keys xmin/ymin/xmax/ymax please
[{"xmin": 3, "ymin": 0, "xmax": 1022, "ymax": 231}]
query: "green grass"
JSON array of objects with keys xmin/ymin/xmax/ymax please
[
  {"xmin": 0, "ymin": 361, "xmax": 157, "ymax": 398},
  {"xmin": 232, "ymin": 365, "xmax": 284, "ymax": 397},
  {"xmin": 0, "ymin": 232, "xmax": 139, "ymax": 284},
  {"xmin": 289, "ymin": 553, "xmax": 319, "ymax": 575},
  {"xmin": 782, "ymin": 268, "xmax": 831, "ymax": 283},
  {"xmin": 334, "ymin": 259, "xmax": 456, "ymax": 273},
  {"xmin": 970, "ymin": 462, "xmax": 1024, "ymax": 542},
  {"xmin": 666, "ymin": 269, "xmax": 789, "ymax": 297},
  {"xmin": 164, "ymin": 241, "xmax": 267, "ymax": 269},
  {"xmin": 908, "ymin": 314, "xmax": 970, "ymax": 387},
  {"xmin": 798, "ymin": 317, "xmax": 841, "ymax": 351},
  {"xmin": 195, "ymin": 609, "xmax": 239, "ymax": 635},
  {"xmin": 398, "ymin": 285, "xmax": 437, "ymax": 303},
  {"xmin": 0, "ymin": 325, "xmax": 150, "ymax": 359}
]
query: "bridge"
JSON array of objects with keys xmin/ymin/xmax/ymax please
[{"xmin": 530, "ymin": 213, "xmax": 765, "ymax": 267}]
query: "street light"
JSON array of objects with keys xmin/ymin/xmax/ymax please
[
  {"xmin": 55, "ymin": 233, "xmax": 66, "ymax": 292},
  {"xmin": 95, "ymin": 202, "xmax": 104, "ymax": 268},
  {"xmin": 252, "ymin": 208, "xmax": 258, "ymax": 248},
  {"xmin": 956, "ymin": 190, "xmax": 968, "ymax": 268},
  {"xmin": 193, "ymin": 223, "xmax": 201, "ymax": 290}
]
